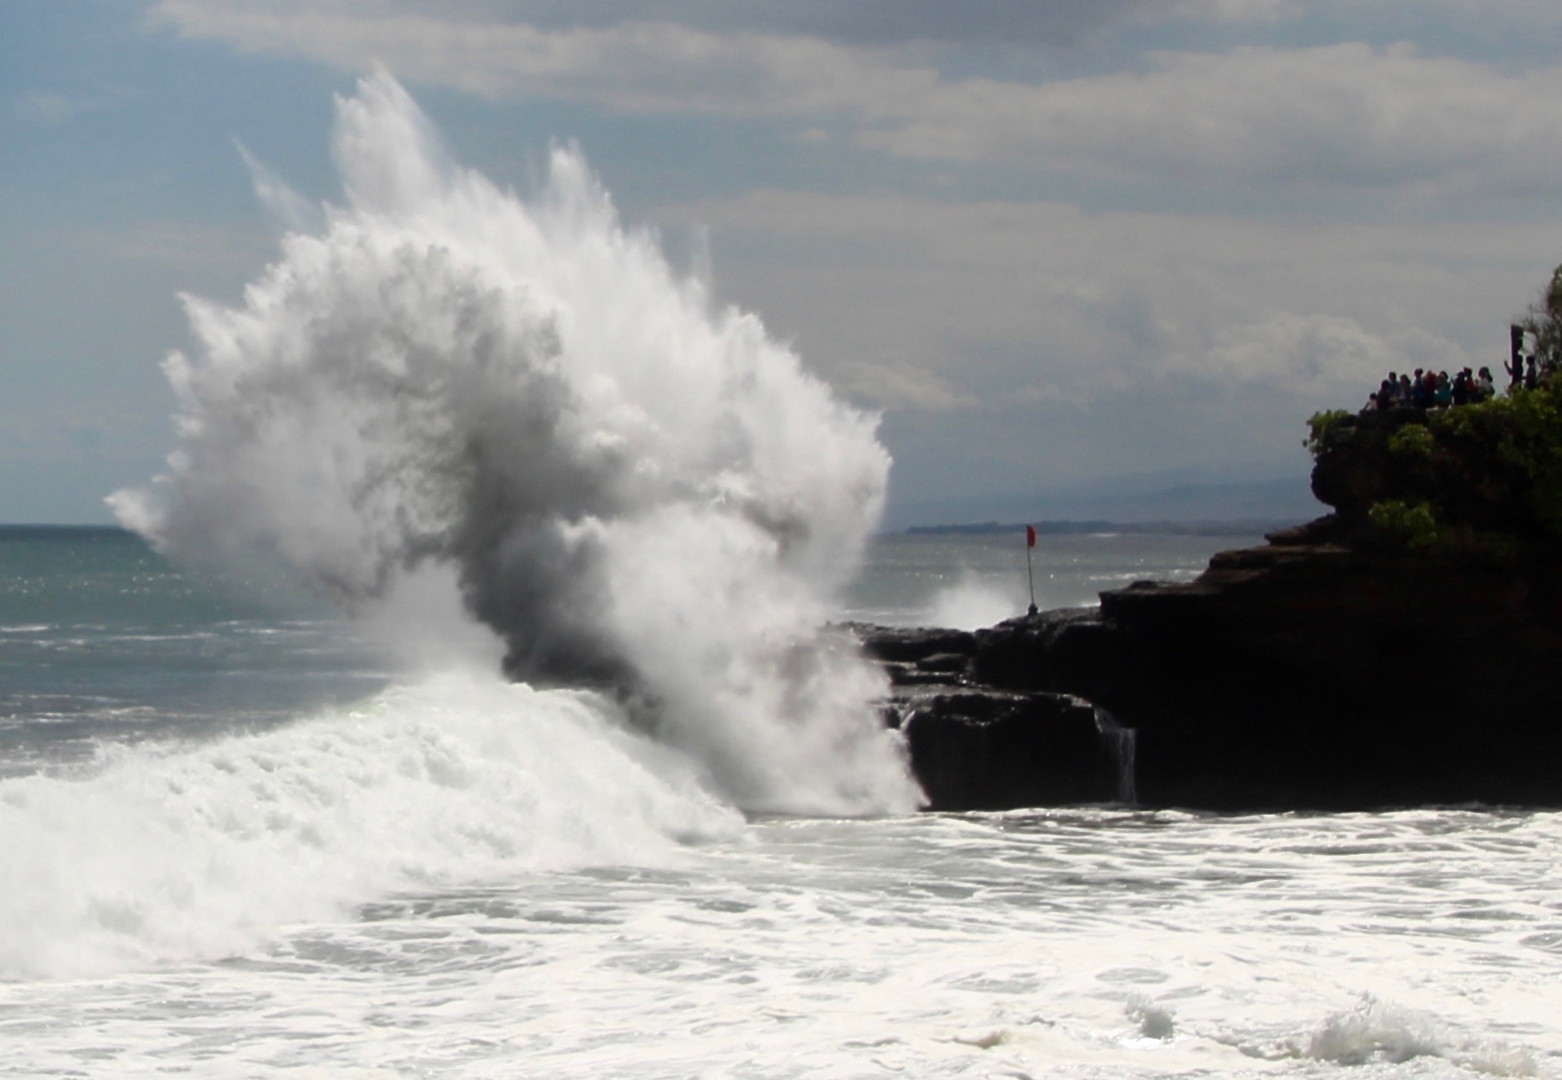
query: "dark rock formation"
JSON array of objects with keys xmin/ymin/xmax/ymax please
[
  {"xmin": 857, "ymin": 412, "xmax": 1562, "ymax": 810},
  {"xmin": 858, "ymin": 626, "xmax": 1129, "ymax": 810},
  {"xmin": 901, "ymin": 690, "xmax": 1121, "ymax": 811},
  {"xmin": 1033, "ymin": 539, "xmax": 1558, "ymax": 810},
  {"xmin": 858, "ymin": 520, "xmax": 1562, "ymax": 811}
]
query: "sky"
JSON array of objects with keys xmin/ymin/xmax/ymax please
[{"xmin": 7, "ymin": 1, "xmax": 1562, "ymax": 527}]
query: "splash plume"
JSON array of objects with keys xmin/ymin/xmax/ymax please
[{"xmin": 110, "ymin": 72, "xmax": 918, "ymax": 815}]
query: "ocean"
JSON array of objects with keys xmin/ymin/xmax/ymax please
[{"xmin": 1, "ymin": 525, "xmax": 1558, "ymax": 1079}]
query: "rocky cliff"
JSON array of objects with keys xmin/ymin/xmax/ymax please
[{"xmin": 862, "ymin": 392, "xmax": 1562, "ymax": 811}]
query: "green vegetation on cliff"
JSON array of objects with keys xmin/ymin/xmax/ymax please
[
  {"xmin": 1308, "ymin": 379, "xmax": 1562, "ymax": 556},
  {"xmin": 1307, "ymin": 269, "xmax": 1562, "ymax": 556}
]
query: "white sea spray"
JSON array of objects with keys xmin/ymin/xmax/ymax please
[{"xmin": 109, "ymin": 71, "xmax": 919, "ymax": 818}]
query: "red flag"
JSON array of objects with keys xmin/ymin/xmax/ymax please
[{"xmin": 1026, "ymin": 524, "xmax": 1036, "ymax": 547}]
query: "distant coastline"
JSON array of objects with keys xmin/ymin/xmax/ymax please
[{"xmin": 902, "ymin": 518, "xmax": 1300, "ymax": 538}]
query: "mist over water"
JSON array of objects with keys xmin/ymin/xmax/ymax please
[{"xmin": 110, "ymin": 72, "xmax": 917, "ymax": 817}]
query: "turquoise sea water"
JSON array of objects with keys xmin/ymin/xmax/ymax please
[
  {"xmin": 0, "ymin": 527, "xmax": 385, "ymax": 777},
  {"xmin": 2, "ymin": 526, "xmax": 1558, "ymax": 1079}
]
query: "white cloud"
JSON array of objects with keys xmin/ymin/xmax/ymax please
[
  {"xmin": 1319, "ymin": 0, "xmax": 1562, "ymax": 27},
  {"xmin": 194, "ymin": 1, "xmax": 1283, "ymax": 48},
  {"xmin": 835, "ymin": 360, "xmax": 979, "ymax": 412},
  {"xmin": 860, "ymin": 43, "xmax": 1562, "ymax": 194},
  {"xmin": 1156, "ymin": 0, "xmax": 1291, "ymax": 23},
  {"xmin": 1185, "ymin": 312, "xmax": 1464, "ymax": 395},
  {"xmin": 649, "ymin": 190, "xmax": 1562, "ymax": 411},
  {"xmin": 150, "ymin": 2, "xmax": 889, "ymax": 109},
  {"xmin": 151, "ymin": 1, "xmax": 1562, "ymax": 198}
]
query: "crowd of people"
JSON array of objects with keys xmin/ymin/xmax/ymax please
[
  {"xmin": 1365, "ymin": 367, "xmax": 1495, "ymax": 411},
  {"xmin": 1364, "ymin": 349, "xmax": 1555, "ymax": 413}
]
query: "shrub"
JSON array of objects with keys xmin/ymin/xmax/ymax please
[
  {"xmin": 1431, "ymin": 383, "xmax": 1562, "ymax": 540},
  {"xmin": 1305, "ymin": 409, "xmax": 1352, "ymax": 459},
  {"xmin": 1387, "ymin": 423, "xmax": 1433, "ymax": 459},
  {"xmin": 1367, "ymin": 499, "xmax": 1440, "ymax": 549}
]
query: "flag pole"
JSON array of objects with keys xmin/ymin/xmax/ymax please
[{"xmin": 1025, "ymin": 524, "xmax": 1038, "ymax": 616}]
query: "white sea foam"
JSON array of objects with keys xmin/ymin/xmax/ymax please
[
  {"xmin": 7, "ymin": 808, "xmax": 1560, "ymax": 1076},
  {"xmin": 1300, "ymin": 995, "xmax": 1538, "ymax": 1076},
  {"xmin": 0, "ymin": 672, "xmax": 740, "ymax": 979},
  {"xmin": 109, "ymin": 71, "xmax": 918, "ymax": 817}
]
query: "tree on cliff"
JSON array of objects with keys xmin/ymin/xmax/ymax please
[{"xmin": 1521, "ymin": 263, "xmax": 1562, "ymax": 369}]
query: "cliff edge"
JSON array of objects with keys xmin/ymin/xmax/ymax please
[{"xmin": 861, "ymin": 386, "xmax": 1562, "ymax": 811}]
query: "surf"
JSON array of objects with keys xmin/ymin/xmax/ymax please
[{"xmin": 109, "ymin": 70, "xmax": 919, "ymax": 819}]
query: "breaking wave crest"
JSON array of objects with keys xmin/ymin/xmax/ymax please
[
  {"xmin": 0, "ymin": 673, "xmax": 742, "ymax": 979},
  {"xmin": 109, "ymin": 71, "xmax": 919, "ymax": 817}
]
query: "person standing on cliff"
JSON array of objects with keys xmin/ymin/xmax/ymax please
[
  {"xmin": 1478, "ymin": 367, "xmax": 1496, "ymax": 401},
  {"xmin": 1451, "ymin": 369, "xmax": 1471, "ymax": 407}
]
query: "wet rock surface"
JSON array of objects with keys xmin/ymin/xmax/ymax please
[
  {"xmin": 852, "ymin": 621, "xmax": 1128, "ymax": 812},
  {"xmin": 855, "ymin": 522, "xmax": 1562, "ymax": 812}
]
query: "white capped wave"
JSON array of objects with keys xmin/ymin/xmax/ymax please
[{"xmin": 0, "ymin": 672, "xmax": 741, "ymax": 980}]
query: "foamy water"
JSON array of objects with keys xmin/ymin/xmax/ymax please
[
  {"xmin": 0, "ymin": 672, "xmax": 739, "ymax": 980},
  {"xmin": 3, "ymin": 791, "xmax": 1558, "ymax": 1078}
]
